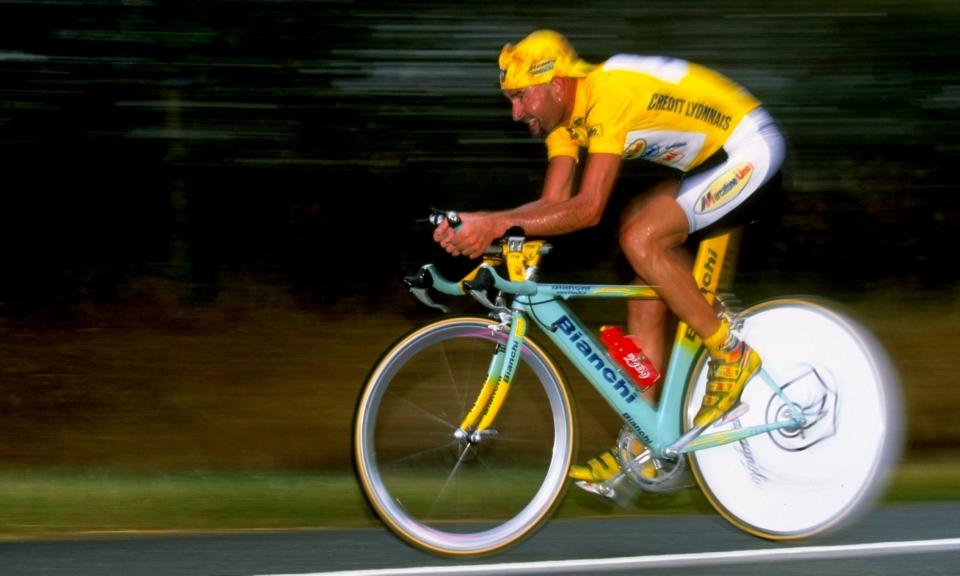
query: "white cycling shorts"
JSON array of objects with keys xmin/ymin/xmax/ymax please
[{"xmin": 676, "ymin": 107, "xmax": 785, "ymax": 233}]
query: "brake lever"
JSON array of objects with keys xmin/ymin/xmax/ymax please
[
  {"xmin": 403, "ymin": 265, "xmax": 450, "ymax": 313},
  {"xmin": 463, "ymin": 267, "xmax": 509, "ymax": 315},
  {"xmin": 408, "ymin": 287, "xmax": 450, "ymax": 313},
  {"xmin": 468, "ymin": 289, "xmax": 508, "ymax": 314}
]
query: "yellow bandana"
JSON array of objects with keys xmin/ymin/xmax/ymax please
[{"xmin": 499, "ymin": 30, "xmax": 593, "ymax": 90}]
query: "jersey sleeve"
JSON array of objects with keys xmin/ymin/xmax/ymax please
[{"xmin": 545, "ymin": 127, "xmax": 580, "ymax": 161}]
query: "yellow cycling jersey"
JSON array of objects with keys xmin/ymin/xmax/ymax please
[{"xmin": 545, "ymin": 55, "xmax": 761, "ymax": 171}]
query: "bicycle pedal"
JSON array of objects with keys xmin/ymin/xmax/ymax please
[
  {"xmin": 574, "ymin": 480, "xmax": 616, "ymax": 501},
  {"xmin": 574, "ymin": 473, "xmax": 642, "ymax": 507},
  {"xmin": 720, "ymin": 402, "xmax": 750, "ymax": 425}
]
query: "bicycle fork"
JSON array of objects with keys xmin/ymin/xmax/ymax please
[{"xmin": 454, "ymin": 312, "xmax": 526, "ymax": 444}]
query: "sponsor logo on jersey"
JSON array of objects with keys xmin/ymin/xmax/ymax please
[
  {"xmin": 622, "ymin": 130, "xmax": 705, "ymax": 170},
  {"xmin": 587, "ymin": 124, "xmax": 603, "ymax": 137},
  {"xmin": 642, "ymin": 141, "xmax": 687, "ymax": 163},
  {"xmin": 647, "ymin": 92, "xmax": 733, "ymax": 130},
  {"xmin": 623, "ymin": 138, "xmax": 646, "ymax": 159},
  {"xmin": 696, "ymin": 162, "xmax": 754, "ymax": 214},
  {"xmin": 565, "ymin": 117, "xmax": 587, "ymax": 145},
  {"xmin": 625, "ymin": 139, "xmax": 688, "ymax": 164}
]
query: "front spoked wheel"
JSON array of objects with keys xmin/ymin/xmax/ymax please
[
  {"xmin": 684, "ymin": 298, "xmax": 903, "ymax": 539},
  {"xmin": 354, "ymin": 316, "xmax": 575, "ymax": 556}
]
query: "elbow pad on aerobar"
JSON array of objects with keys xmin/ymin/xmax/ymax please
[
  {"xmin": 402, "ymin": 267, "xmax": 433, "ymax": 290},
  {"xmin": 463, "ymin": 267, "xmax": 494, "ymax": 292}
]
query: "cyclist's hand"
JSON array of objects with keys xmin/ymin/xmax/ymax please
[
  {"xmin": 432, "ymin": 217, "xmax": 461, "ymax": 256},
  {"xmin": 433, "ymin": 213, "xmax": 498, "ymax": 259}
]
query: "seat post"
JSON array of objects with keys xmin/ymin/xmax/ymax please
[
  {"xmin": 672, "ymin": 226, "xmax": 744, "ymax": 348},
  {"xmin": 692, "ymin": 226, "xmax": 743, "ymax": 304}
]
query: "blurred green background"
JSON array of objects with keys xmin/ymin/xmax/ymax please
[{"xmin": 1, "ymin": 0, "xmax": 959, "ymax": 536}]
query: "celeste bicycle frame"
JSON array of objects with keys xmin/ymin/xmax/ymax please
[
  {"xmin": 362, "ymin": 214, "xmax": 899, "ymax": 554},
  {"xmin": 411, "ymin": 227, "xmax": 806, "ymax": 460}
]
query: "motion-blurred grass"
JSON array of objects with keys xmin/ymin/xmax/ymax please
[{"xmin": 0, "ymin": 457, "xmax": 957, "ymax": 539}]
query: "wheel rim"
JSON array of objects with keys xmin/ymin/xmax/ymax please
[{"xmin": 355, "ymin": 318, "xmax": 573, "ymax": 555}]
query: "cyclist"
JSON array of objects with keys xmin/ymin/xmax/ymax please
[{"xmin": 433, "ymin": 30, "xmax": 785, "ymax": 485}]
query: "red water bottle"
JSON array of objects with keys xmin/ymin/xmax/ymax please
[{"xmin": 599, "ymin": 326, "xmax": 660, "ymax": 392}]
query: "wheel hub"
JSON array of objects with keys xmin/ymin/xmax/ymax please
[{"xmin": 766, "ymin": 366, "xmax": 838, "ymax": 451}]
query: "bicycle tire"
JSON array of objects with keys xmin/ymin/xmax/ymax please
[
  {"xmin": 354, "ymin": 316, "xmax": 575, "ymax": 556},
  {"xmin": 684, "ymin": 298, "xmax": 903, "ymax": 539}
]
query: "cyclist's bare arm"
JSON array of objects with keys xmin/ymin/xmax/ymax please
[
  {"xmin": 432, "ymin": 156, "xmax": 577, "ymax": 242},
  {"xmin": 540, "ymin": 154, "xmax": 578, "ymax": 203},
  {"xmin": 435, "ymin": 153, "xmax": 621, "ymax": 258}
]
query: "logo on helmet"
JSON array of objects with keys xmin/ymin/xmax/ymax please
[{"xmin": 529, "ymin": 59, "xmax": 555, "ymax": 76}]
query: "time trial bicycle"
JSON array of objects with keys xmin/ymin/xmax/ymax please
[{"xmin": 353, "ymin": 211, "xmax": 902, "ymax": 556}]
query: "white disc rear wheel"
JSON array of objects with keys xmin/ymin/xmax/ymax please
[{"xmin": 685, "ymin": 298, "xmax": 902, "ymax": 539}]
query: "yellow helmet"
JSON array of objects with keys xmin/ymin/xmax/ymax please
[{"xmin": 498, "ymin": 30, "xmax": 593, "ymax": 90}]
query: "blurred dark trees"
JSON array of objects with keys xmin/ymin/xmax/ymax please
[{"xmin": 1, "ymin": 0, "xmax": 958, "ymax": 316}]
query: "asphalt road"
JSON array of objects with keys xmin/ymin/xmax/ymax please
[{"xmin": 1, "ymin": 503, "xmax": 958, "ymax": 576}]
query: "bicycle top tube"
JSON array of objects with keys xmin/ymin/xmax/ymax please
[{"xmin": 421, "ymin": 263, "xmax": 661, "ymax": 300}]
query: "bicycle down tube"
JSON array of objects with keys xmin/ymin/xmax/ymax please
[{"xmin": 517, "ymin": 259, "xmax": 704, "ymax": 456}]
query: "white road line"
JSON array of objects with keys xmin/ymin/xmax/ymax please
[{"xmin": 256, "ymin": 538, "xmax": 960, "ymax": 576}]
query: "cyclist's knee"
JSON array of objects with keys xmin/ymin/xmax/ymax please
[
  {"xmin": 619, "ymin": 180, "xmax": 679, "ymax": 225},
  {"xmin": 619, "ymin": 196, "xmax": 688, "ymax": 264}
]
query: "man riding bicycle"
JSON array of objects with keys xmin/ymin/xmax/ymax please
[{"xmin": 433, "ymin": 30, "xmax": 785, "ymax": 484}]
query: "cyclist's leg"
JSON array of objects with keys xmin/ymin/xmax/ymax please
[
  {"xmin": 619, "ymin": 182, "xmax": 723, "ymax": 358},
  {"xmin": 621, "ymin": 187, "xmax": 696, "ymax": 386},
  {"xmin": 569, "ymin": 186, "xmax": 689, "ymax": 484},
  {"xmin": 675, "ymin": 108, "xmax": 786, "ymax": 426},
  {"xmin": 569, "ymin": 174, "xmax": 723, "ymax": 485}
]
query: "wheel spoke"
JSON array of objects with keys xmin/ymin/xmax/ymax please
[
  {"xmin": 426, "ymin": 441, "xmax": 473, "ymax": 521},
  {"xmin": 383, "ymin": 388, "xmax": 459, "ymax": 431},
  {"xmin": 379, "ymin": 439, "xmax": 459, "ymax": 468}
]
